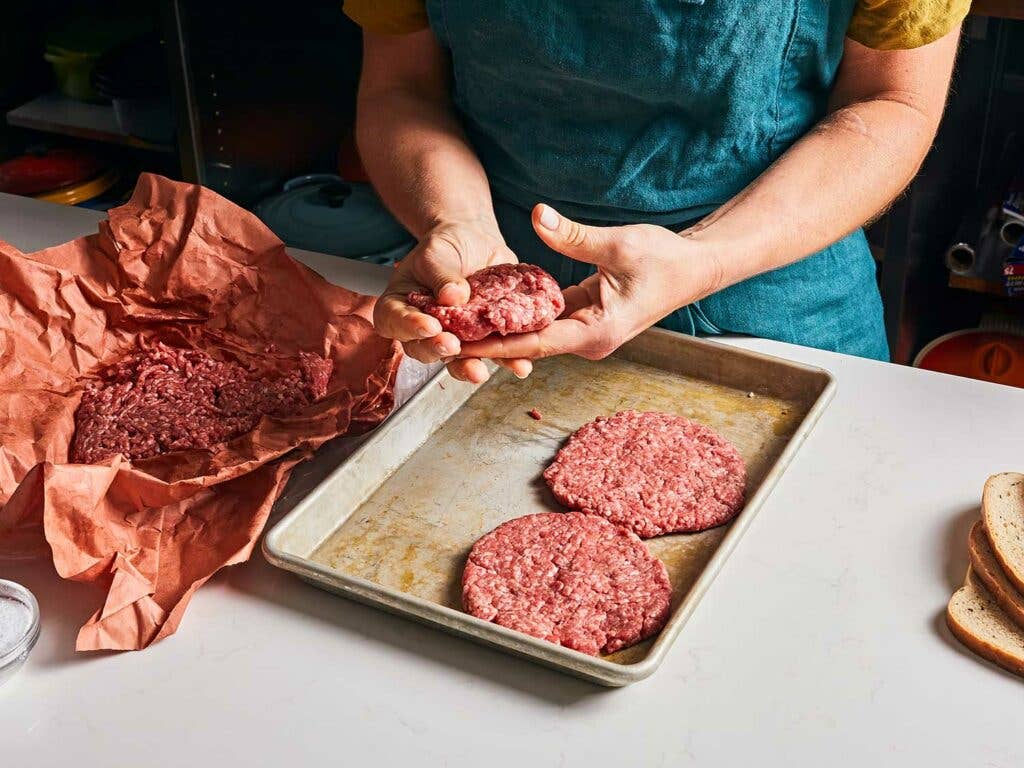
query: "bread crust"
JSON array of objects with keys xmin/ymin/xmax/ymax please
[
  {"xmin": 981, "ymin": 473, "xmax": 1024, "ymax": 595},
  {"xmin": 947, "ymin": 570, "xmax": 1024, "ymax": 678},
  {"xmin": 969, "ymin": 521, "xmax": 1024, "ymax": 630}
]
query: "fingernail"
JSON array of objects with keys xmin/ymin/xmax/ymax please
[
  {"xmin": 441, "ymin": 281, "xmax": 466, "ymax": 298},
  {"xmin": 437, "ymin": 343, "xmax": 452, "ymax": 356},
  {"xmin": 538, "ymin": 205, "xmax": 560, "ymax": 231},
  {"xmin": 417, "ymin": 324, "xmax": 436, "ymax": 338}
]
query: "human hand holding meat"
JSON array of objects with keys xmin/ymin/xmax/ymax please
[
  {"xmin": 459, "ymin": 204, "xmax": 725, "ymax": 372},
  {"xmin": 372, "ymin": 220, "xmax": 535, "ymax": 382}
]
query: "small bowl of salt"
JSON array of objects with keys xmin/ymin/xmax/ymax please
[{"xmin": 0, "ymin": 580, "xmax": 40, "ymax": 688}]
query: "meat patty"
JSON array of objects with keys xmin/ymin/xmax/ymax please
[
  {"xmin": 407, "ymin": 263, "xmax": 564, "ymax": 342},
  {"xmin": 462, "ymin": 511, "xmax": 671, "ymax": 656},
  {"xmin": 543, "ymin": 410, "xmax": 746, "ymax": 538},
  {"xmin": 70, "ymin": 342, "xmax": 333, "ymax": 464}
]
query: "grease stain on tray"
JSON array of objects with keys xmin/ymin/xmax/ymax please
[{"xmin": 310, "ymin": 353, "xmax": 806, "ymax": 664}]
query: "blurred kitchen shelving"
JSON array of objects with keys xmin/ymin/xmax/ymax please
[
  {"xmin": 0, "ymin": 2, "xmax": 184, "ymax": 210},
  {"xmin": 949, "ymin": 274, "xmax": 1008, "ymax": 295},
  {"xmin": 971, "ymin": 0, "xmax": 1024, "ymax": 20},
  {"xmin": 878, "ymin": 11, "xmax": 1024, "ymax": 364},
  {"xmin": 7, "ymin": 91, "xmax": 174, "ymax": 153}
]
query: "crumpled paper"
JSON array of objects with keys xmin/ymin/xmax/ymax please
[{"xmin": 0, "ymin": 173, "xmax": 402, "ymax": 650}]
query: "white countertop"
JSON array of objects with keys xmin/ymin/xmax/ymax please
[{"xmin": 1, "ymin": 193, "xmax": 1022, "ymax": 767}]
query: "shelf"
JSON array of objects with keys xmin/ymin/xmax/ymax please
[
  {"xmin": 970, "ymin": 0, "xmax": 1024, "ymax": 20},
  {"xmin": 949, "ymin": 273, "xmax": 1009, "ymax": 295},
  {"xmin": 6, "ymin": 92, "xmax": 174, "ymax": 153}
]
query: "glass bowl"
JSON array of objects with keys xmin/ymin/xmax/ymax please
[{"xmin": 0, "ymin": 580, "xmax": 40, "ymax": 688}]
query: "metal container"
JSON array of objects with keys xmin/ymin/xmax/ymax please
[{"xmin": 264, "ymin": 329, "xmax": 835, "ymax": 686}]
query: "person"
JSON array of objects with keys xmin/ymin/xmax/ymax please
[{"xmin": 347, "ymin": 0, "xmax": 968, "ymax": 383}]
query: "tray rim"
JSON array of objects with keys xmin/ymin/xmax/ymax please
[{"xmin": 263, "ymin": 329, "xmax": 837, "ymax": 686}]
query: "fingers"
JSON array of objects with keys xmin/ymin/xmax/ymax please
[
  {"xmin": 402, "ymin": 332, "xmax": 462, "ymax": 364},
  {"xmin": 445, "ymin": 357, "xmax": 532, "ymax": 383},
  {"xmin": 495, "ymin": 358, "xmax": 533, "ymax": 379},
  {"xmin": 447, "ymin": 357, "xmax": 491, "ymax": 384},
  {"xmin": 409, "ymin": 234, "xmax": 471, "ymax": 306},
  {"xmin": 376, "ymin": 224, "xmax": 521, "ymax": 342},
  {"xmin": 532, "ymin": 204, "xmax": 625, "ymax": 268},
  {"xmin": 374, "ymin": 294, "xmax": 443, "ymax": 342},
  {"xmin": 559, "ymin": 284, "xmax": 592, "ymax": 317},
  {"xmin": 461, "ymin": 318, "xmax": 586, "ymax": 361},
  {"xmin": 412, "ymin": 262, "xmax": 471, "ymax": 307}
]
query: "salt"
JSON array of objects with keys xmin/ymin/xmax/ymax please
[{"xmin": 0, "ymin": 596, "xmax": 31, "ymax": 653}]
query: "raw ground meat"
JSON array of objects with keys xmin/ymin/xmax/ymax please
[
  {"xmin": 407, "ymin": 263, "xmax": 564, "ymax": 342},
  {"xmin": 70, "ymin": 341, "xmax": 333, "ymax": 464},
  {"xmin": 543, "ymin": 410, "xmax": 746, "ymax": 538},
  {"xmin": 462, "ymin": 511, "xmax": 671, "ymax": 656}
]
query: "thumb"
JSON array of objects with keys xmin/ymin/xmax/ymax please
[
  {"xmin": 410, "ymin": 241, "xmax": 471, "ymax": 307},
  {"xmin": 414, "ymin": 260, "xmax": 470, "ymax": 307},
  {"xmin": 532, "ymin": 204, "xmax": 620, "ymax": 267}
]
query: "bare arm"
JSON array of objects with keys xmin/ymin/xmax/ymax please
[
  {"xmin": 681, "ymin": 29, "xmax": 962, "ymax": 290},
  {"xmin": 356, "ymin": 30, "xmax": 495, "ymax": 238},
  {"xmin": 464, "ymin": 28, "xmax": 962, "ymax": 364},
  {"xmin": 358, "ymin": 30, "xmax": 530, "ymax": 382}
]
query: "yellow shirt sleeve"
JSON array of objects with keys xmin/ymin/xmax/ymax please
[
  {"xmin": 345, "ymin": 0, "xmax": 969, "ymax": 47},
  {"xmin": 848, "ymin": 0, "xmax": 971, "ymax": 50},
  {"xmin": 343, "ymin": 0, "xmax": 428, "ymax": 35}
]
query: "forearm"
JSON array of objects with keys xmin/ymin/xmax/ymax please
[
  {"xmin": 682, "ymin": 96, "xmax": 936, "ymax": 294},
  {"xmin": 356, "ymin": 87, "xmax": 498, "ymax": 239},
  {"xmin": 682, "ymin": 30, "xmax": 959, "ymax": 298}
]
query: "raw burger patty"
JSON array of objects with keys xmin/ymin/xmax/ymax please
[
  {"xmin": 462, "ymin": 511, "xmax": 671, "ymax": 656},
  {"xmin": 407, "ymin": 263, "xmax": 564, "ymax": 342},
  {"xmin": 543, "ymin": 410, "xmax": 746, "ymax": 538},
  {"xmin": 70, "ymin": 341, "xmax": 333, "ymax": 464}
]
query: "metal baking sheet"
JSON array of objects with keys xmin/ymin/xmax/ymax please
[{"xmin": 263, "ymin": 328, "xmax": 835, "ymax": 686}]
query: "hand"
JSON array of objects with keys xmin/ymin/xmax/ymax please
[
  {"xmin": 373, "ymin": 219, "xmax": 534, "ymax": 382},
  {"xmin": 460, "ymin": 204, "xmax": 724, "ymax": 367}
]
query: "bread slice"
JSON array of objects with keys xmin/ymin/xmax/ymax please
[
  {"xmin": 982, "ymin": 472, "xmax": 1024, "ymax": 594},
  {"xmin": 969, "ymin": 520, "xmax": 1024, "ymax": 630},
  {"xmin": 947, "ymin": 568, "xmax": 1024, "ymax": 677}
]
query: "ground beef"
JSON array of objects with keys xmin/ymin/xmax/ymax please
[
  {"xmin": 462, "ymin": 511, "xmax": 671, "ymax": 656},
  {"xmin": 407, "ymin": 263, "xmax": 564, "ymax": 342},
  {"xmin": 543, "ymin": 410, "xmax": 746, "ymax": 538},
  {"xmin": 70, "ymin": 341, "xmax": 333, "ymax": 464}
]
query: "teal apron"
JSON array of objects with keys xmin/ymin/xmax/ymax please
[{"xmin": 425, "ymin": 0, "xmax": 890, "ymax": 360}]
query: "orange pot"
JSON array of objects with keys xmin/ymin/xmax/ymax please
[{"xmin": 914, "ymin": 330, "xmax": 1024, "ymax": 388}]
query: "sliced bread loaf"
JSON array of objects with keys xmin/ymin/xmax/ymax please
[
  {"xmin": 969, "ymin": 520, "xmax": 1024, "ymax": 630},
  {"xmin": 982, "ymin": 472, "xmax": 1024, "ymax": 594},
  {"xmin": 947, "ymin": 568, "xmax": 1024, "ymax": 677}
]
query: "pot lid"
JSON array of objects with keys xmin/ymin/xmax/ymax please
[{"xmin": 255, "ymin": 175, "xmax": 411, "ymax": 258}]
